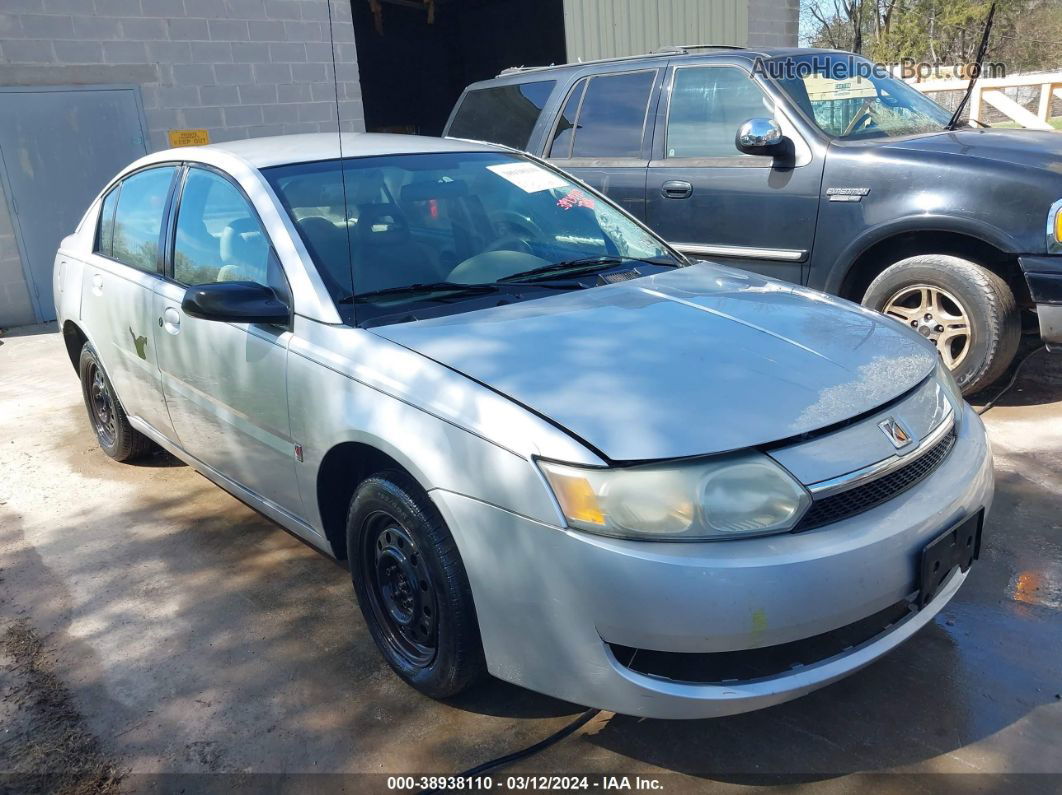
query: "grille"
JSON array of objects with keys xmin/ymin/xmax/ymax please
[
  {"xmin": 609, "ymin": 598, "xmax": 915, "ymax": 684},
  {"xmin": 793, "ymin": 426, "xmax": 957, "ymax": 532},
  {"xmin": 598, "ymin": 269, "xmax": 641, "ymax": 284}
]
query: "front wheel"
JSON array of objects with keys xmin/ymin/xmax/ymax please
[
  {"xmin": 346, "ymin": 472, "xmax": 485, "ymax": 699},
  {"xmin": 862, "ymin": 254, "xmax": 1021, "ymax": 395}
]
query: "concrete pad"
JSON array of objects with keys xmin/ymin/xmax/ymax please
[{"xmin": 1, "ymin": 324, "xmax": 1060, "ymax": 790}]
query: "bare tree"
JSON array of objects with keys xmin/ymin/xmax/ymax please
[{"xmin": 806, "ymin": 0, "xmax": 865, "ymax": 52}]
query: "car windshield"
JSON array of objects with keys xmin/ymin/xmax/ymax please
[
  {"xmin": 262, "ymin": 151, "xmax": 679, "ymax": 324},
  {"xmin": 768, "ymin": 54, "xmax": 953, "ymax": 140}
]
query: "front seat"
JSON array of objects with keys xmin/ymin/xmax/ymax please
[
  {"xmin": 294, "ymin": 215, "xmax": 352, "ymax": 296},
  {"xmin": 218, "ymin": 218, "xmax": 269, "ymax": 283},
  {"xmin": 353, "ymin": 204, "xmax": 439, "ymax": 294}
]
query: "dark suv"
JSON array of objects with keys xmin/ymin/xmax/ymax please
[{"xmin": 444, "ymin": 45, "xmax": 1062, "ymax": 393}]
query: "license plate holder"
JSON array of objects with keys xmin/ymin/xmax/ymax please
[{"xmin": 918, "ymin": 511, "xmax": 983, "ymax": 608}]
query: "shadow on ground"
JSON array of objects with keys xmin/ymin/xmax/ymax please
[{"xmin": 0, "ymin": 324, "xmax": 1059, "ymax": 785}]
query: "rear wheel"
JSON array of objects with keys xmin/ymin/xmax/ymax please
[
  {"xmin": 346, "ymin": 472, "xmax": 485, "ymax": 698},
  {"xmin": 78, "ymin": 343, "xmax": 154, "ymax": 462},
  {"xmin": 862, "ymin": 254, "xmax": 1021, "ymax": 394}
]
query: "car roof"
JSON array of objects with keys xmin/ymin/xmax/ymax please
[
  {"xmin": 153, "ymin": 132, "xmax": 506, "ymax": 170},
  {"xmin": 486, "ymin": 46, "xmax": 847, "ymax": 82}
]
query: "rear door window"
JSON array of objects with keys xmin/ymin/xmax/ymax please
[
  {"xmin": 110, "ymin": 166, "xmax": 176, "ymax": 273},
  {"xmin": 447, "ymin": 81, "xmax": 555, "ymax": 150},
  {"xmin": 548, "ymin": 80, "xmax": 586, "ymax": 158},
  {"xmin": 549, "ymin": 70, "xmax": 656, "ymax": 159},
  {"xmin": 95, "ymin": 185, "xmax": 120, "ymax": 258}
]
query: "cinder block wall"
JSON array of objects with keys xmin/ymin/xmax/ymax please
[
  {"xmin": 746, "ymin": 0, "xmax": 799, "ymax": 47},
  {"xmin": 0, "ymin": 0, "xmax": 365, "ymax": 327}
]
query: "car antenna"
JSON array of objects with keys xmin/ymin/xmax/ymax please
[
  {"xmin": 945, "ymin": 1, "xmax": 997, "ymax": 131},
  {"xmin": 326, "ymin": 0, "xmax": 356, "ymax": 308}
]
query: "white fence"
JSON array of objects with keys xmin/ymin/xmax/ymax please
[{"xmin": 910, "ymin": 72, "xmax": 1062, "ymax": 130}]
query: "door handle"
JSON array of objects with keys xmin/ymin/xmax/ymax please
[
  {"xmin": 91, "ymin": 273, "xmax": 104, "ymax": 295},
  {"xmin": 661, "ymin": 180, "xmax": 693, "ymax": 199},
  {"xmin": 162, "ymin": 306, "xmax": 181, "ymax": 335}
]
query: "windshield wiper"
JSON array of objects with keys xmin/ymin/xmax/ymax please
[
  {"xmin": 339, "ymin": 281, "xmax": 499, "ymax": 304},
  {"xmin": 497, "ymin": 255, "xmax": 679, "ymax": 284},
  {"xmin": 338, "ymin": 277, "xmax": 584, "ymax": 306},
  {"xmin": 945, "ymin": 2, "xmax": 997, "ymax": 131}
]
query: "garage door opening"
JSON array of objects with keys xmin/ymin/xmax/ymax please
[{"xmin": 351, "ymin": 0, "xmax": 566, "ymax": 137}]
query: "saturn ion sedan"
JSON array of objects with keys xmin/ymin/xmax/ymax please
[{"xmin": 53, "ymin": 133, "xmax": 992, "ymax": 718}]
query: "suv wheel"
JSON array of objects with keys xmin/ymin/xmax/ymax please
[
  {"xmin": 78, "ymin": 343, "xmax": 155, "ymax": 462},
  {"xmin": 862, "ymin": 254, "xmax": 1021, "ymax": 394},
  {"xmin": 346, "ymin": 472, "xmax": 485, "ymax": 698}
]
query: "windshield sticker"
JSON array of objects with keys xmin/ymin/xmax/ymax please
[
  {"xmin": 486, "ymin": 162, "xmax": 568, "ymax": 193},
  {"xmin": 556, "ymin": 188, "xmax": 595, "ymax": 211}
]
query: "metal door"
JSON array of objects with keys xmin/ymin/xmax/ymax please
[
  {"xmin": 152, "ymin": 167, "xmax": 302, "ymax": 517},
  {"xmin": 543, "ymin": 67, "xmax": 664, "ymax": 221},
  {"xmin": 645, "ymin": 64, "xmax": 823, "ymax": 283},
  {"xmin": 0, "ymin": 86, "xmax": 148, "ymax": 321}
]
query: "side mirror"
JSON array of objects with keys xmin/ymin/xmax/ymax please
[
  {"xmin": 182, "ymin": 281, "xmax": 290, "ymax": 325},
  {"xmin": 735, "ymin": 118, "xmax": 784, "ymax": 154}
]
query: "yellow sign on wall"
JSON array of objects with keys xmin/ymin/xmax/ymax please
[{"xmin": 167, "ymin": 129, "xmax": 210, "ymax": 148}]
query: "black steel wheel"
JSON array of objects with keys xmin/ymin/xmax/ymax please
[
  {"xmin": 347, "ymin": 472, "xmax": 485, "ymax": 699},
  {"xmin": 87, "ymin": 361, "xmax": 117, "ymax": 448},
  {"xmin": 78, "ymin": 343, "xmax": 154, "ymax": 462},
  {"xmin": 363, "ymin": 514, "xmax": 439, "ymax": 668}
]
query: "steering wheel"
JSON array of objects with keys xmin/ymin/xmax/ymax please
[
  {"xmin": 485, "ymin": 235, "xmax": 535, "ymax": 255},
  {"xmin": 447, "ymin": 249, "xmax": 548, "ymax": 284},
  {"xmin": 842, "ymin": 99, "xmax": 877, "ymax": 136},
  {"xmin": 489, "ymin": 210, "xmax": 545, "ymax": 241}
]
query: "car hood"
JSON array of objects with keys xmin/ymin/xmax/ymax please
[
  {"xmin": 371, "ymin": 264, "xmax": 937, "ymax": 461},
  {"xmin": 878, "ymin": 128, "xmax": 1062, "ymax": 172}
]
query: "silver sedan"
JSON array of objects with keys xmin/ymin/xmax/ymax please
[{"xmin": 53, "ymin": 134, "xmax": 992, "ymax": 719}]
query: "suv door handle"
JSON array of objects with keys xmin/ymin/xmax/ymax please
[{"xmin": 661, "ymin": 180, "xmax": 692, "ymax": 199}]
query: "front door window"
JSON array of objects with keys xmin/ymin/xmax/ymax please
[
  {"xmin": 174, "ymin": 169, "xmax": 270, "ymax": 286},
  {"xmin": 666, "ymin": 67, "xmax": 775, "ymax": 159}
]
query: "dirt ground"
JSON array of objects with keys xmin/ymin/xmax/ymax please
[{"xmin": 1, "ymin": 324, "xmax": 1060, "ymax": 793}]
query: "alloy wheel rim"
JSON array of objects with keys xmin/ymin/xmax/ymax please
[
  {"xmin": 89, "ymin": 364, "xmax": 117, "ymax": 447},
  {"xmin": 882, "ymin": 284, "xmax": 972, "ymax": 369},
  {"xmin": 363, "ymin": 513, "xmax": 438, "ymax": 667}
]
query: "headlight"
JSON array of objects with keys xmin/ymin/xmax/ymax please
[
  {"xmin": 1049, "ymin": 199, "xmax": 1062, "ymax": 254},
  {"xmin": 538, "ymin": 452, "xmax": 811, "ymax": 541},
  {"xmin": 936, "ymin": 359, "xmax": 964, "ymax": 422}
]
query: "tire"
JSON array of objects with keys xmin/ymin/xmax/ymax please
[
  {"xmin": 862, "ymin": 254, "xmax": 1021, "ymax": 395},
  {"xmin": 346, "ymin": 471, "xmax": 485, "ymax": 698},
  {"xmin": 78, "ymin": 343, "xmax": 155, "ymax": 462}
]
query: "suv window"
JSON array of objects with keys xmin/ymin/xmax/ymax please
[
  {"xmin": 549, "ymin": 70, "xmax": 655, "ymax": 159},
  {"xmin": 110, "ymin": 166, "xmax": 176, "ymax": 272},
  {"xmin": 448, "ymin": 81, "xmax": 555, "ymax": 150},
  {"xmin": 548, "ymin": 80, "xmax": 586, "ymax": 158},
  {"xmin": 666, "ymin": 66, "xmax": 774, "ymax": 158},
  {"xmin": 174, "ymin": 168, "xmax": 271, "ymax": 286}
]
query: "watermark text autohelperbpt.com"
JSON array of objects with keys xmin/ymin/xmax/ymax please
[{"xmin": 752, "ymin": 55, "xmax": 1006, "ymax": 81}]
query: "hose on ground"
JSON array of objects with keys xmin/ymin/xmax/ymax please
[
  {"xmin": 424, "ymin": 708, "xmax": 601, "ymax": 792},
  {"xmin": 974, "ymin": 346, "xmax": 1045, "ymax": 415}
]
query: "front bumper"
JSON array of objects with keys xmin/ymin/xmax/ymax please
[
  {"xmin": 432, "ymin": 404, "xmax": 993, "ymax": 719},
  {"xmin": 1019, "ymin": 255, "xmax": 1062, "ymax": 347}
]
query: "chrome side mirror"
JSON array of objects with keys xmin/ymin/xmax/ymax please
[{"xmin": 736, "ymin": 118, "xmax": 784, "ymax": 153}]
